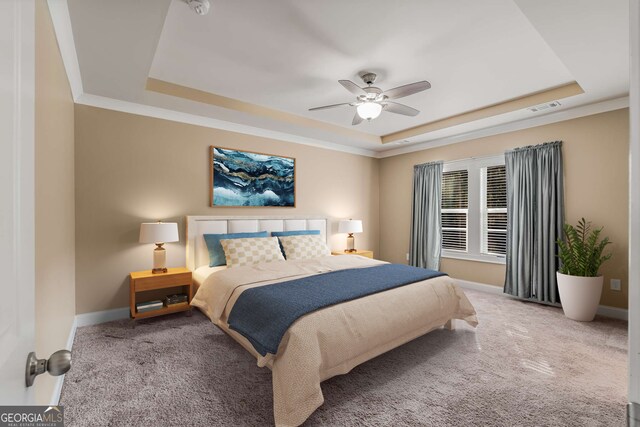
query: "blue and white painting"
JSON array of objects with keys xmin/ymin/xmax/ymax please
[{"xmin": 211, "ymin": 147, "xmax": 295, "ymax": 207}]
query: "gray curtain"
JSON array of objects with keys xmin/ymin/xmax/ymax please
[
  {"xmin": 409, "ymin": 161, "xmax": 443, "ymax": 270},
  {"xmin": 504, "ymin": 141, "xmax": 564, "ymax": 303}
]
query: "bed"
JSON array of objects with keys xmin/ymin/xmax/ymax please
[{"xmin": 187, "ymin": 216, "xmax": 478, "ymax": 427}]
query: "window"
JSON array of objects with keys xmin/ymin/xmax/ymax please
[
  {"xmin": 441, "ymin": 156, "xmax": 506, "ymax": 264},
  {"xmin": 482, "ymin": 165, "xmax": 507, "ymax": 256},
  {"xmin": 441, "ymin": 170, "xmax": 468, "ymax": 251}
]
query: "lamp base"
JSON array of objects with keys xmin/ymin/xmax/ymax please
[
  {"xmin": 152, "ymin": 243, "xmax": 167, "ymax": 274},
  {"xmin": 345, "ymin": 233, "xmax": 357, "ymax": 252}
]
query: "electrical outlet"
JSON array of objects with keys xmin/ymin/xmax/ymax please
[
  {"xmin": 406, "ymin": 253, "xmax": 409, "ymax": 261},
  {"xmin": 610, "ymin": 279, "xmax": 621, "ymax": 291}
]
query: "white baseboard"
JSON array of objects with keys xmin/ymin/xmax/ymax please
[
  {"xmin": 597, "ymin": 304, "xmax": 629, "ymax": 321},
  {"xmin": 50, "ymin": 307, "xmax": 128, "ymax": 405},
  {"xmin": 75, "ymin": 307, "xmax": 129, "ymax": 327},
  {"xmin": 455, "ymin": 278, "xmax": 628, "ymax": 321},
  {"xmin": 455, "ymin": 279, "xmax": 504, "ymax": 295},
  {"xmin": 50, "ymin": 315, "xmax": 77, "ymax": 406}
]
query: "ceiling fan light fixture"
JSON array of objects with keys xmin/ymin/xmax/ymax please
[
  {"xmin": 357, "ymin": 102, "xmax": 382, "ymax": 120},
  {"xmin": 308, "ymin": 73, "xmax": 431, "ymax": 125}
]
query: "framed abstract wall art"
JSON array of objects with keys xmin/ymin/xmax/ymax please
[{"xmin": 210, "ymin": 147, "xmax": 296, "ymax": 207}]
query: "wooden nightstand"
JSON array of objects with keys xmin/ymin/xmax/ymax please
[
  {"xmin": 331, "ymin": 250, "xmax": 374, "ymax": 259},
  {"xmin": 129, "ymin": 267, "xmax": 192, "ymax": 321}
]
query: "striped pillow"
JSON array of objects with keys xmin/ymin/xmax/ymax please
[
  {"xmin": 278, "ymin": 235, "xmax": 331, "ymax": 260},
  {"xmin": 219, "ymin": 237, "xmax": 285, "ymax": 268}
]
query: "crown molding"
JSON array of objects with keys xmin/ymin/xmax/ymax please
[
  {"xmin": 382, "ymin": 82, "xmax": 584, "ymax": 144},
  {"xmin": 375, "ymin": 96, "xmax": 629, "ymax": 159},
  {"xmin": 47, "ymin": 0, "xmax": 83, "ymax": 101},
  {"xmin": 75, "ymin": 93, "xmax": 630, "ymax": 160},
  {"xmin": 76, "ymin": 93, "xmax": 379, "ymax": 157}
]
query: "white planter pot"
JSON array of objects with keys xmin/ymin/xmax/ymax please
[{"xmin": 556, "ymin": 272, "xmax": 603, "ymax": 322}]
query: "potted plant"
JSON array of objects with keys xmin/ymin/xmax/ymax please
[{"xmin": 556, "ymin": 218, "xmax": 612, "ymax": 321}]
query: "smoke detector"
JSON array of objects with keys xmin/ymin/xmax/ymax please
[
  {"xmin": 185, "ymin": 0, "xmax": 210, "ymax": 15},
  {"xmin": 528, "ymin": 100, "xmax": 561, "ymax": 113}
]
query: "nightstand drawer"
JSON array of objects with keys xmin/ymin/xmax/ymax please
[{"xmin": 134, "ymin": 272, "xmax": 192, "ymax": 291}]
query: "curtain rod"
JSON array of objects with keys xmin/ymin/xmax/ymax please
[{"xmin": 441, "ymin": 153, "xmax": 505, "ymax": 164}]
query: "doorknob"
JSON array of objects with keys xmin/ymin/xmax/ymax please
[{"xmin": 25, "ymin": 350, "xmax": 72, "ymax": 387}]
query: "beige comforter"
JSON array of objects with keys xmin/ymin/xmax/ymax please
[{"xmin": 191, "ymin": 255, "xmax": 478, "ymax": 427}]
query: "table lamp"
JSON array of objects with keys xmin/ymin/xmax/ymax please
[
  {"xmin": 338, "ymin": 219, "xmax": 363, "ymax": 253},
  {"xmin": 139, "ymin": 221, "xmax": 179, "ymax": 273}
]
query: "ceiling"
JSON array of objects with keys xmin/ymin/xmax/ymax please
[{"xmin": 65, "ymin": 0, "xmax": 629, "ymax": 156}]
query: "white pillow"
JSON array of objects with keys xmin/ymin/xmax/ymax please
[
  {"xmin": 278, "ymin": 235, "xmax": 331, "ymax": 260},
  {"xmin": 219, "ymin": 237, "xmax": 285, "ymax": 268}
]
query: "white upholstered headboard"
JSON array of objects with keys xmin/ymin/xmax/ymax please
[{"xmin": 185, "ymin": 216, "xmax": 328, "ymax": 271}]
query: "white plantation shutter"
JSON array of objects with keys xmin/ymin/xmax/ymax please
[
  {"xmin": 441, "ymin": 170, "xmax": 468, "ymax": 251},
  {"xmin": 482, "ymin": 165, "xmax": 507, "ymax": 255}
]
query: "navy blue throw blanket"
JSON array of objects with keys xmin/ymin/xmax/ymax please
[{"xmin": 227, "ymin": 264, "xmax": 446, "ymax": 356}]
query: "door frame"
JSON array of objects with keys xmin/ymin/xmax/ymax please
[{"xmin": 629, "ymin": 0, "xmax": 640, "ymax": 424}]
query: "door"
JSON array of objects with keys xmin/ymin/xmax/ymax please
[{"xmin": 0, "ymin": 0, "xmax": 36, "ymax": 405}]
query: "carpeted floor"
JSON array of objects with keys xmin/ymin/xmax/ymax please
[{"xmin": 60, "ymin": 289, "xmax": 627, "ymax": 426}]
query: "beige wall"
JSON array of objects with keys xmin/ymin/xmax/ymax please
[
  {"xmin": 34, "ymin": 1, "xmax": 76, "ymax": 404},
  {"xmin": 76, "ymin": 107, "xmax": 629, "ymax": 313},
  {"xmin": 380, "ymin": 109, "xmax": 629, "ymax": 309},
  {"xmin": 74, "ymin": 105, "xmax": 380, "ymax": 313}
]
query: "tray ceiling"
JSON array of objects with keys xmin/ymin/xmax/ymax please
[{"xmin": 66, "ymin": 0, "xmax": 629, "ymax": 153}]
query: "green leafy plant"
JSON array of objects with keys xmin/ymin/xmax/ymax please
[{"xmin": 557, "ymin": 218, "xmax": 612, "ymax": 277}]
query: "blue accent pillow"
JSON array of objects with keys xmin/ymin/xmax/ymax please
[
  {"xmin": 204, "ymin": 231, "xmax": 269, "ymax": 267},
  {"xmin": 271, "ymin": 230, "xmax": 321, "ymax": 238},
  {"xmin": 271, "ymin": 230, "xmax": 321, "ymax": 258}
]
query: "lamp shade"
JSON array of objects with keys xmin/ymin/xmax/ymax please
[
  {"xmin": 356, "ymin": 102, "xmax": 382, "ymax": 120},
  {"xmin": 338, "ymin": 219, "xmax": 363, "ymax": 234},
  {"xmin": 139, "ymin": 222, "xmax": 179, "ymax": 244}
]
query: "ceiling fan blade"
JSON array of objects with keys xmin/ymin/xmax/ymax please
[
  {"xmin": 384, "ymin": 101, "xmax": 420, "ymax": 116},
  {"xmin": 383, "ymin": 81, "xmax": 431, "ymax": 100},
  {"xmin": 339, "ymin": 80, "xmax": 367, "ymax": 96},
  {"xmin": 352, "ymin": 112, "xmax": 364, "ymax": 125},
  {"xmin": 308, "ymin": 102, "xmax": 352, "ymax": 111}
]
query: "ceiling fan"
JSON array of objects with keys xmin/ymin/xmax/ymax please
[{"xmin": 309, "ymin": 72, "xmax": 431, "ymax": 125}]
